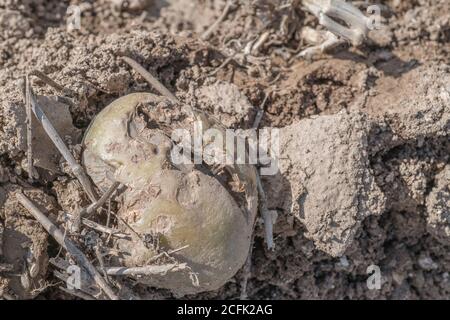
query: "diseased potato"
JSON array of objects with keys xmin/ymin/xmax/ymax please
[{"xmin": 83, "ymin": 92, "xmax": 258, "ymax": 294}]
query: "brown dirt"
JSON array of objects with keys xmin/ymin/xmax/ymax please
[{"xmin": 0, "ymin": 0, "xmax": 449, "ymax": 299}]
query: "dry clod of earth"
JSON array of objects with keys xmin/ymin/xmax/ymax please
[
  {"xmin": 195, "ymin": 81, "xmax": 256, "ymax": 128},
  {"xmin": 266, "ymin": 111, "xmax": 386, "ymax": 257}
]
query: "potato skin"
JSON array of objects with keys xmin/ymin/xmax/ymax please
[
  {"xmin": 119, "ymin": 169, "xmax": 253, "ymax": 293},
  {"xmin": 83, "ymin": 93, "xmax": 257, "ymax": 294},
  {"xmin": 83, "ymin": 93, "xmax": 167, "ymax": 191}
]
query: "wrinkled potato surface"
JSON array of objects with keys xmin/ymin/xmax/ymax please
[{"xmin": 83, "ymin": 93, "xmax": 258, "ymax": 294}]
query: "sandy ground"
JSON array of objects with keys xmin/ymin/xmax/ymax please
[{"xmin": 0, "ymin": 0, "xmax": 449, "ymax": 299}]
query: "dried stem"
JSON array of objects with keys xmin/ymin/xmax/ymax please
[
  {"xmin": 106, "ymin": 200, "xmax": 112, "ymax": 229},
  {"xmin": 86, "ymin": 182, "xmax": 121, "ymax": 215},
  {"xmin": 145, "ymin": 245, "xmax": 190, "ymax": 264},
  {"xmin": 298, "ymin": 30, "xmax": 343, "ymax": 59},
  {"xmin": 29, "ymin": 70, "xmax": 77, "ymax": 97},
  {"xmin": 252, "ymin": 93, "xmax": 269, "ymax": 129},
  {"xmin": 121, "ymin": 56, "xmax": 202, "ymax": 124},
  {"xmin": 64, "ymin": 212, "xmax": 130, "ymax": 239},
  {"xmin": 95, "ymin": 244, "xmax": 109, "ymax": 282},
  {"xmin": 16, "ymin": 192, "xmax": 118, "ymax": 300},
  {"xmin": 256, "ymin": 173, "xmax": 274, "ymax": 250},
  {"xmin": 240, "ymin": 232, "xmax": 255, "ymax": 300},
  {"xmin": 74, "ymin": 181, "xmax": 121, "ymax": 231},
  {"xmin": 111, "ymin": 212, "xmax": 148, "ymax": 249},
  {"xmin": 209, "ymin": 55, "xmax": 235, "ymax": 76},
  {"xmin": 201, "ymin": 1, "xmax": 237, "ymax": 41},
  {"xmin": 121, "ymin": 56, "xmax": 179, "ymax": 104},
  {"xmin": 52, "ymin": 268, "xmax": 100, "ymax": 298},
  {"xmin": 303, "ymin": 0, "xmax": 369, "ymax": 46},
  {"xmin": 105, "ymin": 263, "xmax": 187, "ymax": 276},
  {"xmin": 251, "ymin": 31, "xmax": 270, "ymax": 55},
  {"xmin": 26, "ymin": 84, "xmax": 97, "ymax": 202},
  {"xmin": 22, "ymin": 76, "xmax": 36, "ymax": 182}
]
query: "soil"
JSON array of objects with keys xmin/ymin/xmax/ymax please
[{"xmin": 0, "ymin": 0, "xmax": 449, "ymax": 299}]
